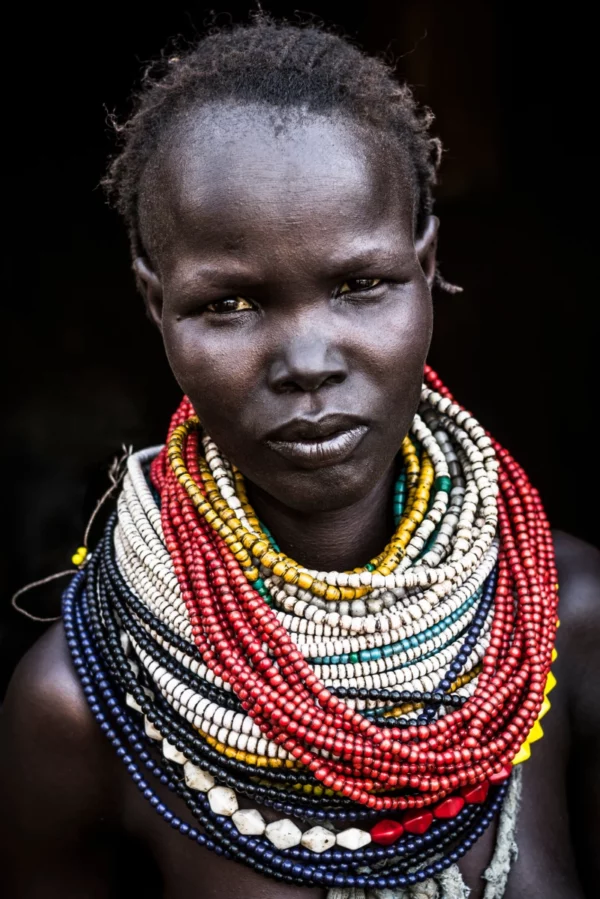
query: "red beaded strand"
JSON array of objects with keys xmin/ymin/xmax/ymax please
[{"xmin": 149, "ymin": 368, "xmax": 559, "ymax": 814}]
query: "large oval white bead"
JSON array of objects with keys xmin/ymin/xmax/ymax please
[
  {"xmin": 300, "ymin": 826, "xmax": 336, "ymax": 853},
  {"xmin": 336, "ymin": 827, "xmax": 371, "ymax": 850},
  {"xmin": 232, "ymin": 808, "xmax": 266, "ymax": 835},
  {"xmin": 144, "ymin": 717, "xmax": 163, "ymax": 741},
  {"xmin": 207, "ymin": 786, "xmax": 239, "ymax": 816},
  {"xmin": 183, "ymin": 762, "xmax": 215, "ymax": 793},
  {"xmin": 162, "ymin": 739, "xmax": 187, "ymax": 765},
  {"xmin": 265, "ymin": 818, "xmax": 302, "ymax": 849}
]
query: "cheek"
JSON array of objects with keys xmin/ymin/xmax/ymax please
[
  {"xmin": 160, "ymin": 285, "xmax": 432, "ymax": 455},
  {"xmin": 357, "ymin": 290, "xmax": 433, "ymax": 396},
  {"xmin": 161, "ymin": 319, "xmax": 262, "ymax": 426}
]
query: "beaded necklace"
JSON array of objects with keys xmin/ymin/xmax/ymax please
[{"xmin": 63, "ymin": 366, "xmax": 558, "ymax": 897}]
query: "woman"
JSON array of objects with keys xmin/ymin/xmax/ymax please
[{"xmin": 1, "ymin": 19, "xmax": 598, "ymax": 899}]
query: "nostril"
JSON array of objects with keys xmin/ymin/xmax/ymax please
[
  {"xmin": 274, "ymin": 379, "xmax": 303, "ymax": 395},
  {"xmin": 268, "ymin": 341, "xmax": 348, "ymax": 394},
  {"xmin": 272, "ymin": 373, "xmax": 344, "ymax": 394}
]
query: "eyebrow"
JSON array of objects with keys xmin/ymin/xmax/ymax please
[
  {"xmin": 176, "ymin": 263, "xmax": 258, "ymax": 292},
  {"xmin": 176, "ymin": 244, "xmax": 415, "ymax": 292},
  {"xmin": 327, "ymin": 247, "xmax": 414, "ymax": 272}
]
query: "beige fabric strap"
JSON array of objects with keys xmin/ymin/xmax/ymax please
[
  {"xmin": 326, "ymin": 765, "xmax": 523, "ymax": 899},
  {"xmin": 482, "ymin": 765, "xmax": 523, "ymax": 898}
]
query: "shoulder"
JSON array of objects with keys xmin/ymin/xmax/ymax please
[
  {"xmin": 2, "ymin": 620, "xmax": 100, "ymax": 752},
  {"xmin": 553, "ymin": 529, "xmax": 599, "ymax": 645},
  {"xmin": 553, "ymin": 529, "xmax": 600, "ymax": 612},
  {"xmin": 551, "ymin": 530, "xmax": 600, "ymax": 735},
  {"xmin": 0, "ymin": 621, "xmax": 119, "ymax": 828}
]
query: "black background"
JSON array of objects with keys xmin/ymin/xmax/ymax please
[{"xmin": 3, "ymin": 1, "xmax": 597, "ymax": 693}]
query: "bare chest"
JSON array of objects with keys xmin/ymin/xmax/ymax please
[
  {"xmin": 114, "ymin": 728, "xmax": 573, "ymax": 899},
  {"xmin": 106, "ymin": 647, "xmax": 578, "ymax": 894},
  {"xmin": 117, "ymin": 775, "xmax": 493, "ymax": 899}
]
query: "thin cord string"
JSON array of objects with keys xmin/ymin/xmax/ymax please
[{"xmin": 11, "ymin": 445, "xmax": 133, "ymax": 623}]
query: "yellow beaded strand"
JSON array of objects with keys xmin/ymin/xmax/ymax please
[
  {"xmin": 197, "ymin": 727, "xmax": 300, "ymax": 769},
  {"xmin": 512, "ymin": 643, "xmax": 558, "ymax": 765},
  {"xmin": 382, "ymin": 665, "xmax": 482, "ymax": 719},
  {"xmin": 168, "ymin": 419, "xmax": 435, "ymax": 601}
]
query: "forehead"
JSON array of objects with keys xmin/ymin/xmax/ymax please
[{"xmin": 139, "ymin": 103, "xmax": 416, "ymax": 270}]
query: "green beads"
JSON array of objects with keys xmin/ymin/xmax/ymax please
[
  {"xmin": 312, "ymin": 587, "xmax": 482, "ymax": 665},
  {"xmin": 261, "ymin": 522, "xmax": 281, "ymax": 553},
  {"xmin": 393, "ymin": 469, "xmax": 407, "ymax": 527},
  {"xmin": 253, "ymin": 576, "xmax": 273, "ymax": 606},
  {"xmin": 434, "ymin": 476, "xmax": 452, "ymax": 494}
]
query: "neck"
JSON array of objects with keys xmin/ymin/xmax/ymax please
[{"xmin": 246, "ymin": 464, "xmax": 397, "ymax": 572}]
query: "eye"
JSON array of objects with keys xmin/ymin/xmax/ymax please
[
  {"xmin": 338, "ymin": 278, "xmax": 382, "ymax": 295},
  {"xmin": 206, "ymin": 296, "xmax": 255, "ymax": 314}
]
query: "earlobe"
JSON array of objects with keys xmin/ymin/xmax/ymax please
[
  {"xmin": 415, "ymin": 216, "xmax": 439, "ymax": 287},
  {"xmin": 133, "ymin": 257, "xmax": 164, "ymax": 330}
]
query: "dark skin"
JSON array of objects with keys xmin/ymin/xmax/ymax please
[{"xmin": 2, "ymin": 105, "xmax": 598, "ymax": 899}]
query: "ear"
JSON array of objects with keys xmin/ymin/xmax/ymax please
[
  {"xmin": 133, "ymin": 257, "xmax": 163, "ymax": 330},
  {"xmin": 415, "ymin": 215, "xmax": 439, "ymax": 287}
]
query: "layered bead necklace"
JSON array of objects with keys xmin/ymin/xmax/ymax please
[{"xmin": 63, "ymin": 366, "xmax": 559, "ymax": 897}]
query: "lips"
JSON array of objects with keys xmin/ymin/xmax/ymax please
[{"xmin": 265, "ymin": 414, "xmax": 369, "ymax": 469}]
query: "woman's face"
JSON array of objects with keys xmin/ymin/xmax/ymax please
[{"xmin": 137, "ymin": 104, "xmax": 437, "ymax": 513}]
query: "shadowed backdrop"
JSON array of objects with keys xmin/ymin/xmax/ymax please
[{"xmin": 3, "ymin": 0, "xmax": 596, "ymax": 693}]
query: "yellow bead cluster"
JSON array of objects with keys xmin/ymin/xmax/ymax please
[
  {"xmin": 512, "ymin": 644, "xmax": 558, "ymax": 765},
  {"xmin": 198, "ymin": 727, "xmax": 338, "ymax": 796},
  {"xmin": 195, "ymin": 671, "xmax": 483, "ymax": 778},
  {"xmin": 253, "ymin": 777, "xmax": 336, "ymax": 798},
  {"xmin": 168, "ymin": 418, "xmax": 434, "ymax": 601},
  {"xmin": 382, "ymin": 664, "xmax": 482, "ymax": 719},
  {"xmin": 197, "ymin": 727, "xmax": 299, "ymax": 769},
  {"xmin": 289, "ymin": 782, "xmax": 334, "ymax": 797},
  {"xmin": 71, "ymin": 546, "xmax": 88, "ymax": 567}
]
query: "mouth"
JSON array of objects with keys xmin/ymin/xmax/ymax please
[{"xmin": 265, "ymin": 415, "xmax": 369, "ymax": 469}]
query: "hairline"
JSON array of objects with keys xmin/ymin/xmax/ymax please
[{"xmin": 137, "ymin": 98, "xmax": 421, "ymax": 269}]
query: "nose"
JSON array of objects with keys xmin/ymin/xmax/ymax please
[{"xmin": 268, "ymin": 334, "xmax": 348, "ymax": 393}]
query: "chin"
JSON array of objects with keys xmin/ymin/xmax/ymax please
[{"xmin": 259, "ymin": 458, "xmax": 384, "ymax": 514}]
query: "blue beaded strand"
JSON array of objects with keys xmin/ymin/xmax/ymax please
[{"xmin": 62, "ymin": 560, "xmax": 509, "ymax": 891}]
